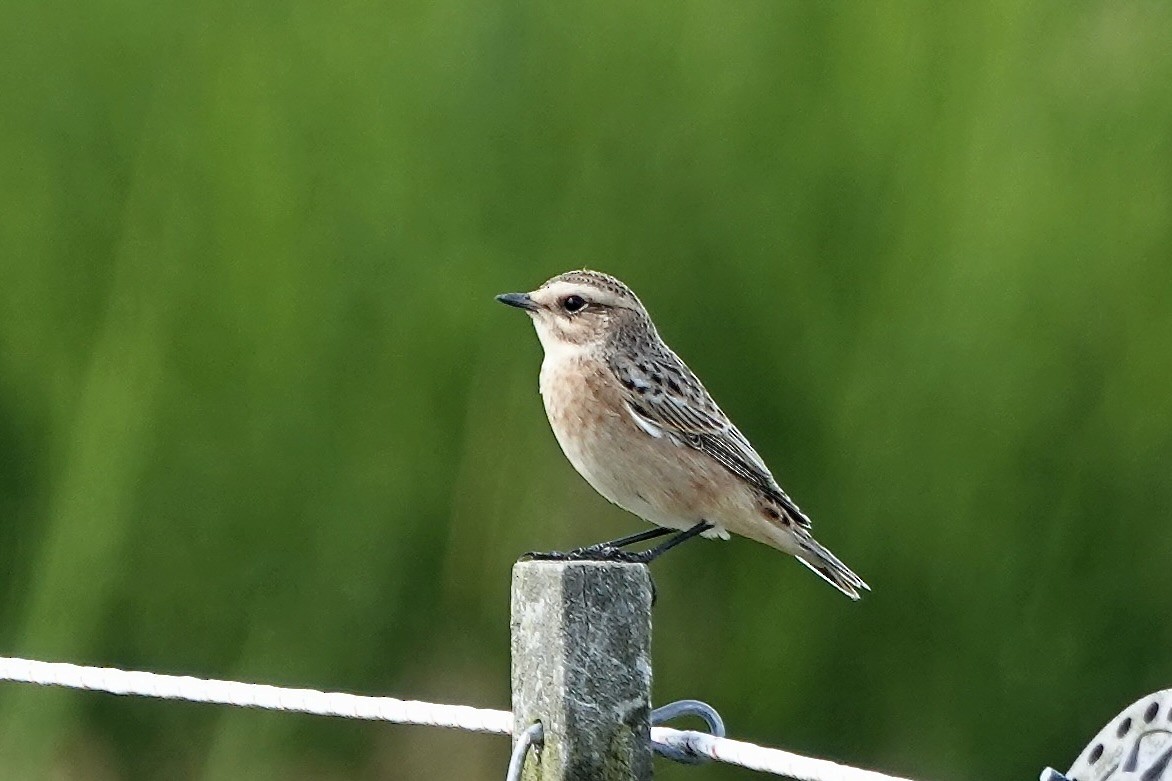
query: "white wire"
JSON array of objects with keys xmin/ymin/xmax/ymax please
[
  {"xmin": 0, "ymin": 656, "xmax": 512, "ymax": 735},
  {"xmin": 0, "ymin": 656, "xmax": 918, "ymax": 781},
  {"xmin": 651, "ymin": 728, "xmax": 918, "ymax": 781}
]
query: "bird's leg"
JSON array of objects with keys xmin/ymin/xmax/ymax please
[
  {"xmin": 612, "ymin": 521, "xmax": 714, "ymax": 564},
  {"xmin": 578, "ymin": 527, "xmax": 676, "ymax": 553},
  {"xmin": 521, "ymin": 522, "xmax": 713, "ymax": 564},
  {"xmin": 521, "ymin": 527, "xmax": 674, "ymax": 562}
]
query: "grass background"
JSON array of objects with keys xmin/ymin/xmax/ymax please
[{"xmin": 2, "ymin": 1, "xmax": 1171, "ymax": 779}]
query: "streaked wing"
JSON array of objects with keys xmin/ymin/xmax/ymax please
[{"xmin": 609, "ymin": 350, "xmax": 812, "ymax": 529}]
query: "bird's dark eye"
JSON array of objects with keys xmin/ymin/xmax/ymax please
[{"xmin": 562, "ymin": 295, "xmax": 587, "ymax": 313}]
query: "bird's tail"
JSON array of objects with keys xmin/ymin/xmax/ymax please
[{"xmin": 794, "ymin": 535, "xmax": 870, "ymax": 600}]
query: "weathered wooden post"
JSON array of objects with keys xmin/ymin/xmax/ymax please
[{"xmin": 511, "ymin": 561, "xmax": 654, "ymax": 781}]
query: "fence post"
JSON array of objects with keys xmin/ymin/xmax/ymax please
[{"xmin": 511, "ymin": 560, "xmax": 654, "ymax": 781}]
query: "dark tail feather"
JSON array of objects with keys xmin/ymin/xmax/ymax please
[{"xmin": 795, "ymin": 536, "xmax": 869, "ymax": 600}]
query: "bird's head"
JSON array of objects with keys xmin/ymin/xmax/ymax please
[{"xmin": 497, "ymin": 270, "xmax": 649, "ymax": 353}]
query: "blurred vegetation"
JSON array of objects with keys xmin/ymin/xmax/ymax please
[{"xmin": 2, "ymin": 0, "xmax": 1172, "ymax": 779}]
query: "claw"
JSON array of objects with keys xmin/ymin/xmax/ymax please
[
  {"xmin": 608, "ymin": 549, "xmax": 654, "ymax": 564},
  {"xmin": 520, "ymin": 550, "xmax": 572, "ymax": 562},
  {"xmin": 518, "ymin": 547, "xmax": 652, "ymax": 564}
]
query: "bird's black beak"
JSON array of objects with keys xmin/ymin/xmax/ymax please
[{"xmin": 496, "ymin": 292, "xmax": 539, "ymax": 312}]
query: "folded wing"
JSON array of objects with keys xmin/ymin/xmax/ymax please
[{"xmin": 609, "ymin": 351, "xmax": 812, "ymax": 530}]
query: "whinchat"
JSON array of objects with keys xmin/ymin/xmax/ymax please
[{"xmin": 497, "ymin": 270, "xmax": 868, "ymax": 599}]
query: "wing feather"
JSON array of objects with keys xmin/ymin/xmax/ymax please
[{"xmin": 609, "ymin": 350, "xmax": 812, "ymax": 529}]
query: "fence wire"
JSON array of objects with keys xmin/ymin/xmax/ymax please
[
  {"xmin": 0, "ymin": 656, "xmax": 917, "ymax": 781},
  {"xmin": 0, "ymin": 656, "xmax": 510, "ymax": 734}
]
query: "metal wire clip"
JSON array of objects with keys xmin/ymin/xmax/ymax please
[{"xmin": 652, "ymin": 698, "xmax": 727, "ymax": 765}]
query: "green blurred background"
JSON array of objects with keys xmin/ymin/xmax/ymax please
[{"xmin": 2, "ymin": 1, "xmax": 1171, "ymax": 779}]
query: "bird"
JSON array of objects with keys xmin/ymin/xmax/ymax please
[{"xmin": 496, "ymin": 269, "xmax": 869, "ymax": 599}]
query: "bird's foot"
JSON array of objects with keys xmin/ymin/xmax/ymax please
[
  {"xmin": 519, "ymin": 549, "xmax": 572, "ymax": 562},
  {"xmin": 519, "ymin": 545, "xmax": 652, "ymax": 564},
  {"xmin": 595, "ymin": 548, "xmax": 655, "ymax": 564}
]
